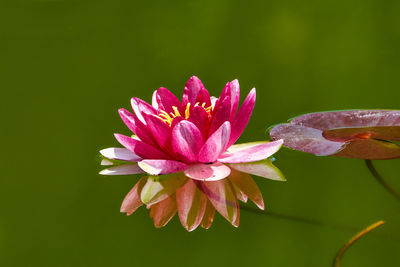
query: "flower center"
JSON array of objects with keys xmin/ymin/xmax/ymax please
[{"xmin": 155, "ymin": 102, "xmax": 212, "ymax": 126}]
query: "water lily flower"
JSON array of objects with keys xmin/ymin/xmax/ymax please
[
  {"xmin": 99, "ymin": 76, "xmax": 285, "ymax": 231},
  {"xmin": 269, "ymin": 110, "xmax": 400, "ymax": 160}
]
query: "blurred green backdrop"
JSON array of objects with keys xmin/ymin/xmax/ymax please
[{"xmin": 1, "ymin": 0, "xmax": 400, "ymax": 266}]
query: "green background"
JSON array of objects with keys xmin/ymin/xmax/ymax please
[{"xmin": 1, "ymin": 0, "xmax": 400, "ymax": 266}]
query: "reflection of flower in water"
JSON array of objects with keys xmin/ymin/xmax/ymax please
[
  {"xmin": 270, "ymin": 110, "xmax": 400, "ymax": 159},
  {"xmin": 99, "ymin": 76, "xmax": 284, "ymax": 231}
]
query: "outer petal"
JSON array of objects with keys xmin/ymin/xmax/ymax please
[
  {"xmin": 199, "ymin": 179, "xmax": 239, "ymax": 226},
  {"xmin": 229, "ymin": 159, "xmax": 286, "ymax": 181},
  {"xmin": 322, "ymin": 126, "xmax": 400, "ymax": 142},
  {"xmin": 233, "ymin": 183, "xmax": 248, "ymax": 203},
  {"xmin": 184, "ymin": 162, "xmax": 231, "ymax": 181},
  {"xmin": 99, "ymin": 163, "xmax": 144, "ymax": 175},
  {"xmin": 114, "ymin": 134, "xmax": 171, "ymax": 159},
  {"xmin": 121, "ymin": 177, "xmax": 146, "ymax": 215},
  {"xmin": 269, "ymin": 124, "xmax": 345, "ymax": 156},
  {"xmin": 118, "ymin": 108, "xmax": 136, "ymax": 133},
  {"xmin": 228, "ymin": 169, "xmax": 264, "ymax": 210},
  {"xmin": 100, "ymin": 147, "xmax": 141, "ymax": 162},
  {"xmin": 335, "ymin": 139, "xmax": 400, "ymax": 160},
  {"xmin": 200, "ymin": 199, "xmax": 216, "ymax": 229},
  {"xmin": 171, "ymin": 121, "xmax": 204, "ymax": 162},
  {"xmin": 228, "ymin": 88, "xmax": 256, "ymax": 147},
  {"xmin": 138, "ymin": 160, "xmax": 188, "ymax": 175},
  {"xmin": 182, "ymin": 76, "xmax": 205, "ymax": 105},
  {"xmin": 101, "ymin": 159, "xmax": 113, "ymax": 166},
  {"xmin": 176, "ymin": 180, "xmax": 208, "ymax": 231},
  {"xmin": 140, "ymin": 173, "xmax": 188, "ymax": 206},
  {"xmin": 290, "ymin": 110, "xmax": 400, "ymax": 130},
  {"xmin": 218, "ymin": 140, "xmax": 283, "ymax": 163},
  {"xmin": 198, "ymin": 121, "xmax": 231, "ymax": 163},
  {"xmin": 156, "ymin": 87, "xmax": 182, "ymax": 113},
  {"xmin": 150, "ymin": 195, "xmax": 177, "ymax": 228},
  {"xmin": 151, "ymin": 90, "xmax": 159, "ymax": 109}
]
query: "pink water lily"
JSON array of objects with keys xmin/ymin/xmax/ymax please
[
  {"xmin": 270, "ymin": 110, "xmax": 400, "ymax": 160},
  {"xmin": 99, "ymin": 76, "xmax": 284, "ymax": 231}
]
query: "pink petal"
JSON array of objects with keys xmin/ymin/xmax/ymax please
[
  {"xmin": 228, "ymin": 79, "xmax": 240, "ymax": 122},
  {"xmin": 156, "ymin": 87, "xmax": 182, "ymax": 113},
  {"xmin": 140, "ymin": 174, "xmax": 188, "ymax": 206},
  {"xmin": 182, "ymin": 76, "xmax": 205, "ymax": 105},
  {"xmin": 151, "ymin": 90, "xmax": 159, "ymax": 109},
  {"xmin": 99, "ymin": 163, "xmax": 144, "ymax": 175},
  {"xmin": 199, "ymin": 179, "xmax": 239, "ymax": 225},
  {"xmin": 195, "ymin": 87, "xmax": 211, "ymax": 107},
  {"xmin": 218, "ymin": 140, "xmax": 283, "ymax": 163},
  {"xmin": 118, "ymin": 108, "xmax": 136, "ymax": 133},
  {"xmin": 138, "ymin": 160, "xmax": 188, "ymax": 175},
  {"xmin": 114, "ymin": 134, "xmax": 171, "ymax": 159},
  {"xmin": 228, "ymin": 88, "xmax": 256, "ymax": 147},
  {"xmin": 184, "ymin": 162, "xmax": 231, "ymax": 181},
  {"xmin": 121, "ymin": 178, "xmax": 146, "ymax": 215},
  {"xmin": 188, "ymin": 106, "xmax": 211, "ymax": 140},
  {"xmin": 143, "ymin": 113, "xmax": 172, "ymax": 149},
  {"xmin": 150, "ymin": 195, "xmax": 177, "ymax": 228},
  {"xmin": 229, "ymin": 159, "xmax": 286, "ymax": 181},
  {"xmin": 269, "ymin": 124, "xmax": 345, "ymax": 156},
  {"xmin": 130, "ymin": 115, "xmax": 159, "ymax": 147},
  {"xmin": 209, "ymin": 96, "xmax": 231, "ymax": 135},
  {"xmin": 290, "ymin": 110, "xmax": 400, "ymax": 130},
  {"xmin": 130, "ymin": 97, "xmax": 157, "ymax": 123},
  {"xmin": 176, "ymin": 179, "xmax": 207, "ymax": 231},
  {"xmin": 170, "ymin": 116, "xmax": 184, "ymax": 128},
  {"xmin": 198, "ymin": 121, "xmax": 231, "ymax": 163},
  {"xmin": 171, "ymin": 121, "xmax": 204, "ymax": 162},
  {"xmin": 218, "ymin": 80, "xmax": 240, "ymax": 122},
  {"xmin": 200, "ymin": 199, "xmax": 216, "ymax": 229},
  {"xmin": 228, "ymin": 169, "xmax": 264, "ymax": 210},
  {"xmin": 100, "ymin": 147, "xmax": 141, "ymax": 162}
]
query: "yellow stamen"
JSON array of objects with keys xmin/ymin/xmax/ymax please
[
  {"xmin": 159, "ymin": 110, "xmax": 171, "ymax": 118},
  {"xmin": 172, "ymin": 106, "xmax": 181, "ymax": 117},
  {"xmin": 154, "ymin": 102, "xmax": 211, "ymax": 126},
  {"xmin": 155, "ymin": 114, "xmax": 173, "ymax": 125},
  {"xmin": 185, "ymin": 103, "xmax": 191, "ymax": 119}
]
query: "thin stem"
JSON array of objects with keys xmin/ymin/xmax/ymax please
[
  {"xmin": 240, "ymin": 204, "xmax": 398, "ymax": 242},
  {"xmin": 333, "ymin": 220, "xmax": 385, "ymax": 267},
  {"xmin": 365, "ymin": 160, "xmax": 400, "ymax": 201}
]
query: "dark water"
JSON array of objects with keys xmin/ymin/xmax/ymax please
[{"xmin": 1, "ymin": 0, "xmax": 400, "ymax": 266}]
